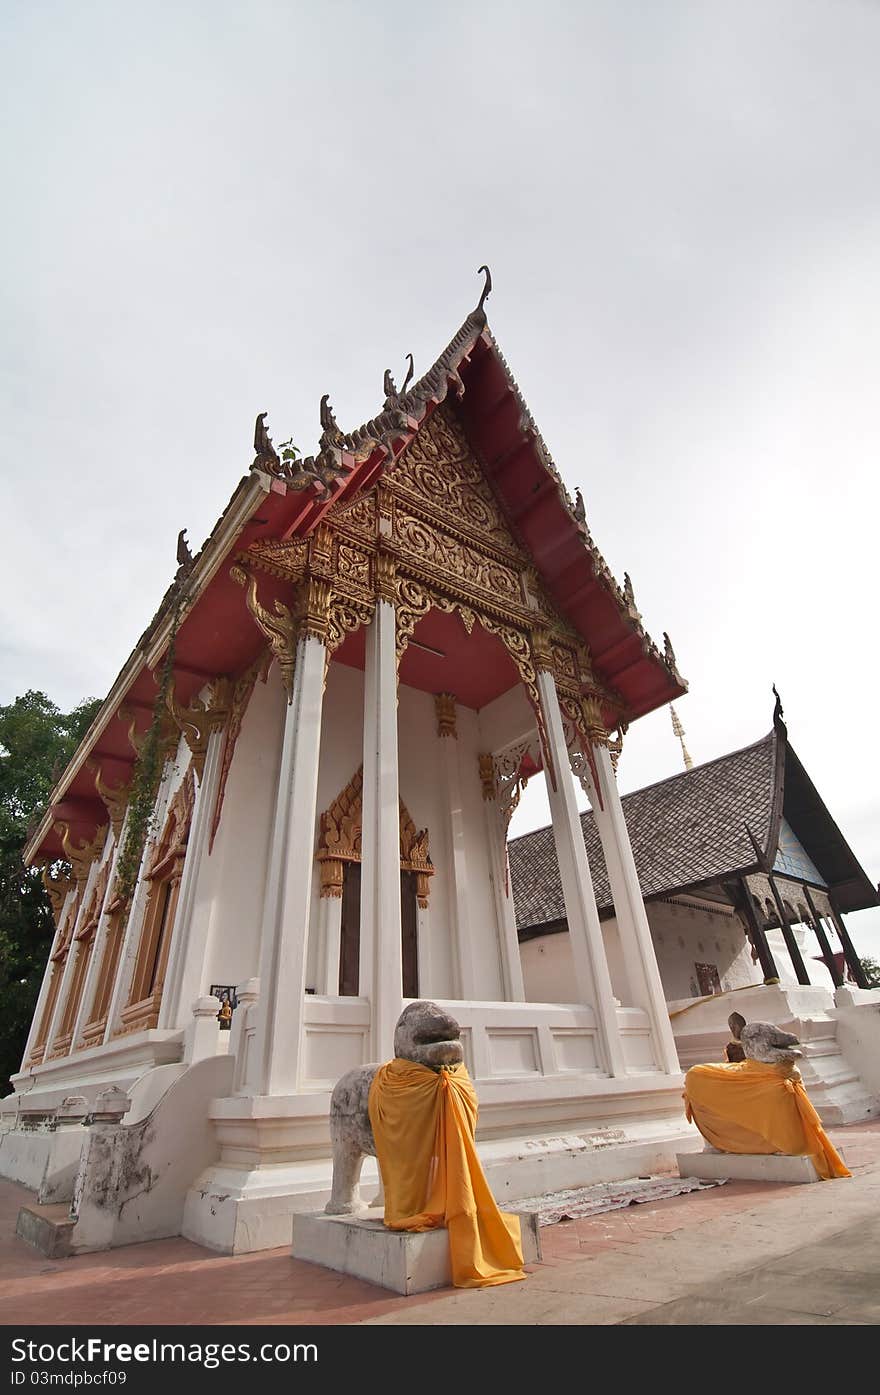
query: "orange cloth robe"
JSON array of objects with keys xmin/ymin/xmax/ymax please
[
  {"xmin": 683, "ymin": 1059, "xmax": 850, "ymax": 1180},
  {"xmin": 368, "ymin": 1059, "xmax": 526, "ymax": 1288}
]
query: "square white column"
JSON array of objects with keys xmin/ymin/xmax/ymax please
[
  {"xmin": 19, "ymin": 884, "xmax": 76, "ymax": 1069},
  {"xmin": 159, "ymin": 723, "xmax": 227, "ymax": 1030},
  {"xmin": 590, "ymin": 743, "xmax": 680, "ymax": 1074},
  {"xmin": 359, "ymin": 599, "xmax": 403, "ymax": 1062},
  {"xmin": 537, "ymin": 669, "xmax": 627, "ymax": 1077},
  {"xmin": 252, "ymin": 634, "xmax": 327, "ymax": 1096}
]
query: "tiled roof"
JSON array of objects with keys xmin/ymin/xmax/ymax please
[{"xmin": 508, "ymin": 731, "xmax": 779, "ymax": 931}]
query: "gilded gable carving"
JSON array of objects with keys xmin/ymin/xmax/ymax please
[{"xmin": 388, "ymin": 406, "xmax": 521, "ymax": 558}]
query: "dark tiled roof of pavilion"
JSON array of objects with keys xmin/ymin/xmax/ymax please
[{"xmin": 508, "ymin": 731, "xmax": 780, "ymax": 931}]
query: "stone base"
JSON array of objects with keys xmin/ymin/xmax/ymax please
[
  {"xmin": 16, "ymin": 1204, "xmax": 75, "ymax": 1259},
  {"xmin": 291, "ymin": 1209, "xmax": 542, "ymax": 1295},
  {"xmin": 677, "ymin": 1152, "xmax": 827, "ymax": 1184}
]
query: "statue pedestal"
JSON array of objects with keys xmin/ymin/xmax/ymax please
[
  {"xmin": 291, "ymin": 1209, "xmax": 541, "ymax": 1295},
  {"xmin": 677, "ymin": 1152, "xmax": 832, "ymax": 1184}
]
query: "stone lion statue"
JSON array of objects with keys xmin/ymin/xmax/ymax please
[
  {"xmin": 324, "ymin": 1000, "xmax": 464, "ymax": 1215},
  {"xmin": 728, "ymin": 1011, "xmax": 803, "ymax": 1064}
]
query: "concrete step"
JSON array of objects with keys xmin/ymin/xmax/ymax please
[{"xmin": 16, "ymin": 1203, "xmax": 75, "ymax": 1259}]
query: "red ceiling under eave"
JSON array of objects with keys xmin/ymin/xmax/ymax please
[{"xmin": 333, "ymin": 608, "xmax": 522, "ymax": 712}]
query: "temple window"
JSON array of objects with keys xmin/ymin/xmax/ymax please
[
  {"xmin": 114, "ymin": 767, "xmax": 195, "ymax": 1037},
  {"xmin": 49, "ymin": 861, "xmax": 109, "ymax": 1057},
  {"xmin": 27, "ymin": 894, "xmax": 80, "ymax": 1066}
]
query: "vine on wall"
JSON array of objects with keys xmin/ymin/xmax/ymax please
[{"xmin": 114, "ymin": 594, "xmax": 184, "ymax": 906}]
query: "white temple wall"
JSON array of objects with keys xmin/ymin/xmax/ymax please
[
  {"xmin": 520, "ymin": 898, "xmax": 760, "ymax": 1006},
  {"xmin": 476, "ymin": 685, "xmax": 536, "ymax": 752},
  {"xmin": 196, "ymin": 664, "xmax": 285, "ymax": 1003},
  {"xmin": 396, "ymin": 684, "xmax": 455, "ymax": 998},
  {"xmin": 521, "ymin": 915, "xmax": 629, "ymax": 1006},
  {"xmin": 453, "ymin": 703, "xmax": 506, "ymax": 999},
  {"xmin": 648, "ymin": 899, "xmax": 759, "ymax": 999}
]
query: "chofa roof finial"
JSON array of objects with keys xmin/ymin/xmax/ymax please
[
  {"xmin": 476, "ymin": 264, "xmax": 492, "ymax": 314},
  {"xmin": 772, "ymin": 683, "xmax": 785, "ymax": 730}
]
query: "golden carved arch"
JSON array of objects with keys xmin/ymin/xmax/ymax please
[{"xmin": 317, "ymin": 765, "xmax": 434, "ymax": 907}]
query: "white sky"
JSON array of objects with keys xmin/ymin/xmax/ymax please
[{"xmin": 1, "ymin": 1, "xmax": 878, "ymax": 955}]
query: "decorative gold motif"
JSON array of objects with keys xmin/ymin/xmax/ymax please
[
  {"xmin": 117, "ymin": 704, "xmax": 179, "ymax": 760},
  {"xmin": 316, "ymin": 766, "xmax": 363, "ymax": 896},
  {"xmin": 209, "ymin": 651, "xmax": 271, "ymax": 854},
  {"xmin": 76, "ymin": 858, "xmax": 109, "ymax": 942},
  {"xmin": 326, "ymin": 596, "xmax": 375, "ymax": 665},
  {"xmin": 57, "ymin": 823, "xmax": 109, "ymax": 894},
  {"xmin": 235, "ymin": 399, "xmax": 629, "ymax": 732},
  {"xmin": 298, "ymin": 576, "xmax": 334, "ymax": 643},
  {"xmin": 237, "ymin": 537, "xmax": 308, "ymax": 585},
  {"xmin": 308, "ymin": 522, "xmax": 335, "ymax": 578},
  {"xmin": 42, "ymin": 866, "xmax": 74, "ymax": 922},
  {"xmin": 478, "ymin": 753, "xmax": 496, "ymax": 801},
  {"xmin": 530, "ymin": 627, "xmax": 553, "ymax": 671},
  {"xmin": 375, "ymin": 549, "xmax": 397, "ymax": 603},
  {"xmin": 145, "ymin": 766, "xmax": 195, "ymax": 879},
  {"xmin": 326, "ymin": 493, "xmax": 376, "ymax": 538},
  {"xmin": 86, "ymin": 762, "xmax": 131, "ymax": 842},
  {"xmin": 337, "ymin": 543, "xmax": 371, "ymax": 587},
  {"xmin": 551, "ymin": 643, "xmax": 578, "ymax": 680},
  {"xmin": 434, "ymin": 693, "xmax": 457, "ymax": 739},
  {"xmin": 230, "ymin": 565, "xmax": 299, "ymax": 701},
  {"xmin": 316, "ymin": 765, "xmax": 434, "ymax": 906},
  {"xmin": 395, "ymin": 508, "xmax": 522, "ymax": 603},
  {"xmin": 167, "ymin": 677, "xmax": 231, "ymax": 782},
  {"xmin": 388, "ymin": 408, "xmax": 518, "ymax": 556},
  {"xmin": 399, "ymin": 804, "xmax": 433, "ymax": 908}
]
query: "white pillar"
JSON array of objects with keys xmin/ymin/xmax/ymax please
[
  {"xmin": 159, "ymin": 725, "xmax": 226, "ymax": 1030},
  {"xmin": 436, "ymin": 698, "xmax": 479, "ymax": 999},
  {"xmin": 359, "ymin": 600, "xmax": 403, "ymax": 1062},
  {"xmin": 251, "ymin": 635, "xmax": 326, "ymax": 1096},
  {"xmin": 483, "ymin": 799, "xmax": 526, "ymax": 1002},
  {"xmin": 537, "ymin": 670, "xmax": 627, "ymax": 1077},
  {"xmin": 70, "ymin": 828, "xmax": 120, "ymax": 1051},
  {"xmin": 43, "ymin": 851, "xmax": 105, "ymax": 1058},
  {"xmin": 317, "ymin": 896, "xmax": 343, "ymax": 996},
  {"xmin": 591, "ymin": 743, "xmax": 680, "ymax": 1074},
  {"xmin": 20, "ymin": 886, "xmax": 77, "ymax": 1070},
  {"xmin": 104, "ymin": 756, "xmax": 178, "ymax": 1042}
]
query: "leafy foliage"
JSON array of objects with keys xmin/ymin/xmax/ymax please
[
  {"xmin": 0, "ymin": 692, "xmax": 101, "ymax": 1091},
  {"xmin": 858, "ymin": 956, "xmax": 880, "ymax": 988}
]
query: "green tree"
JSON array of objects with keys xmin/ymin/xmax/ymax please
[
  {"xmin": 0, "ymin": 691, "xmax": 102, "ymax": 1091},
  {"xmin": 858, "ymin": 956, "xmax": 880, "ymax": 989}
]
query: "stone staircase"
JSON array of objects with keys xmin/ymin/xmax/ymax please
[{"xmin": 670, "ymin": 983, "xmax": 880, "ymax": 1127}]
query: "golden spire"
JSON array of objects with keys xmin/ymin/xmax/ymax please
[{"xmin": 670, "ymin": 704, "xmax": 693, "ymax": 771}]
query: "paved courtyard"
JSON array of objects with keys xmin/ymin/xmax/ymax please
[{"xmin": 1, "ymin": 1120, "xmax": 878, "ymax": 1326}]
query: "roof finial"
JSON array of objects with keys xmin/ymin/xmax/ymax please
[
  {"xmin": 175, "ymin": 528, "xmax": 193, "ymax": 579},
  {"xmin": 772, "ymin": 683, "xmax": 785, "ymax": 731},
  {"xmin": 670, "ymin": 704, "xmax": 693, "ymax": 771},
  {"xmin": 476, "ymin": 264, "xmax": 492, "ymax": 314},
  {"xmin": 573, "ymin": 489, "xmax": 586, "ymax": 524},
  {"xmin": 401, "ymin": 352, "xmax": 414, "ymax": 394}
]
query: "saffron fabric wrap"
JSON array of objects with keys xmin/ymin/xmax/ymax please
[
  {"xmin": 683, "ymin": 1059, "xmax": 850, "ymax": 1180},
  {"xmin": 368, "ymin": 1059, "xmax": 526, "ymax": 1288}
]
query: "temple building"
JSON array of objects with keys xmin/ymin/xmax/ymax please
[{"xmin": 3, "ymin": 274, "xmax": 878, "ymax": 1257}]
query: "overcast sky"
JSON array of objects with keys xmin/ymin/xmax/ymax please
[{"xmin": 2, "ymin": 1, "xmax": 878, "ymax": 955}]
